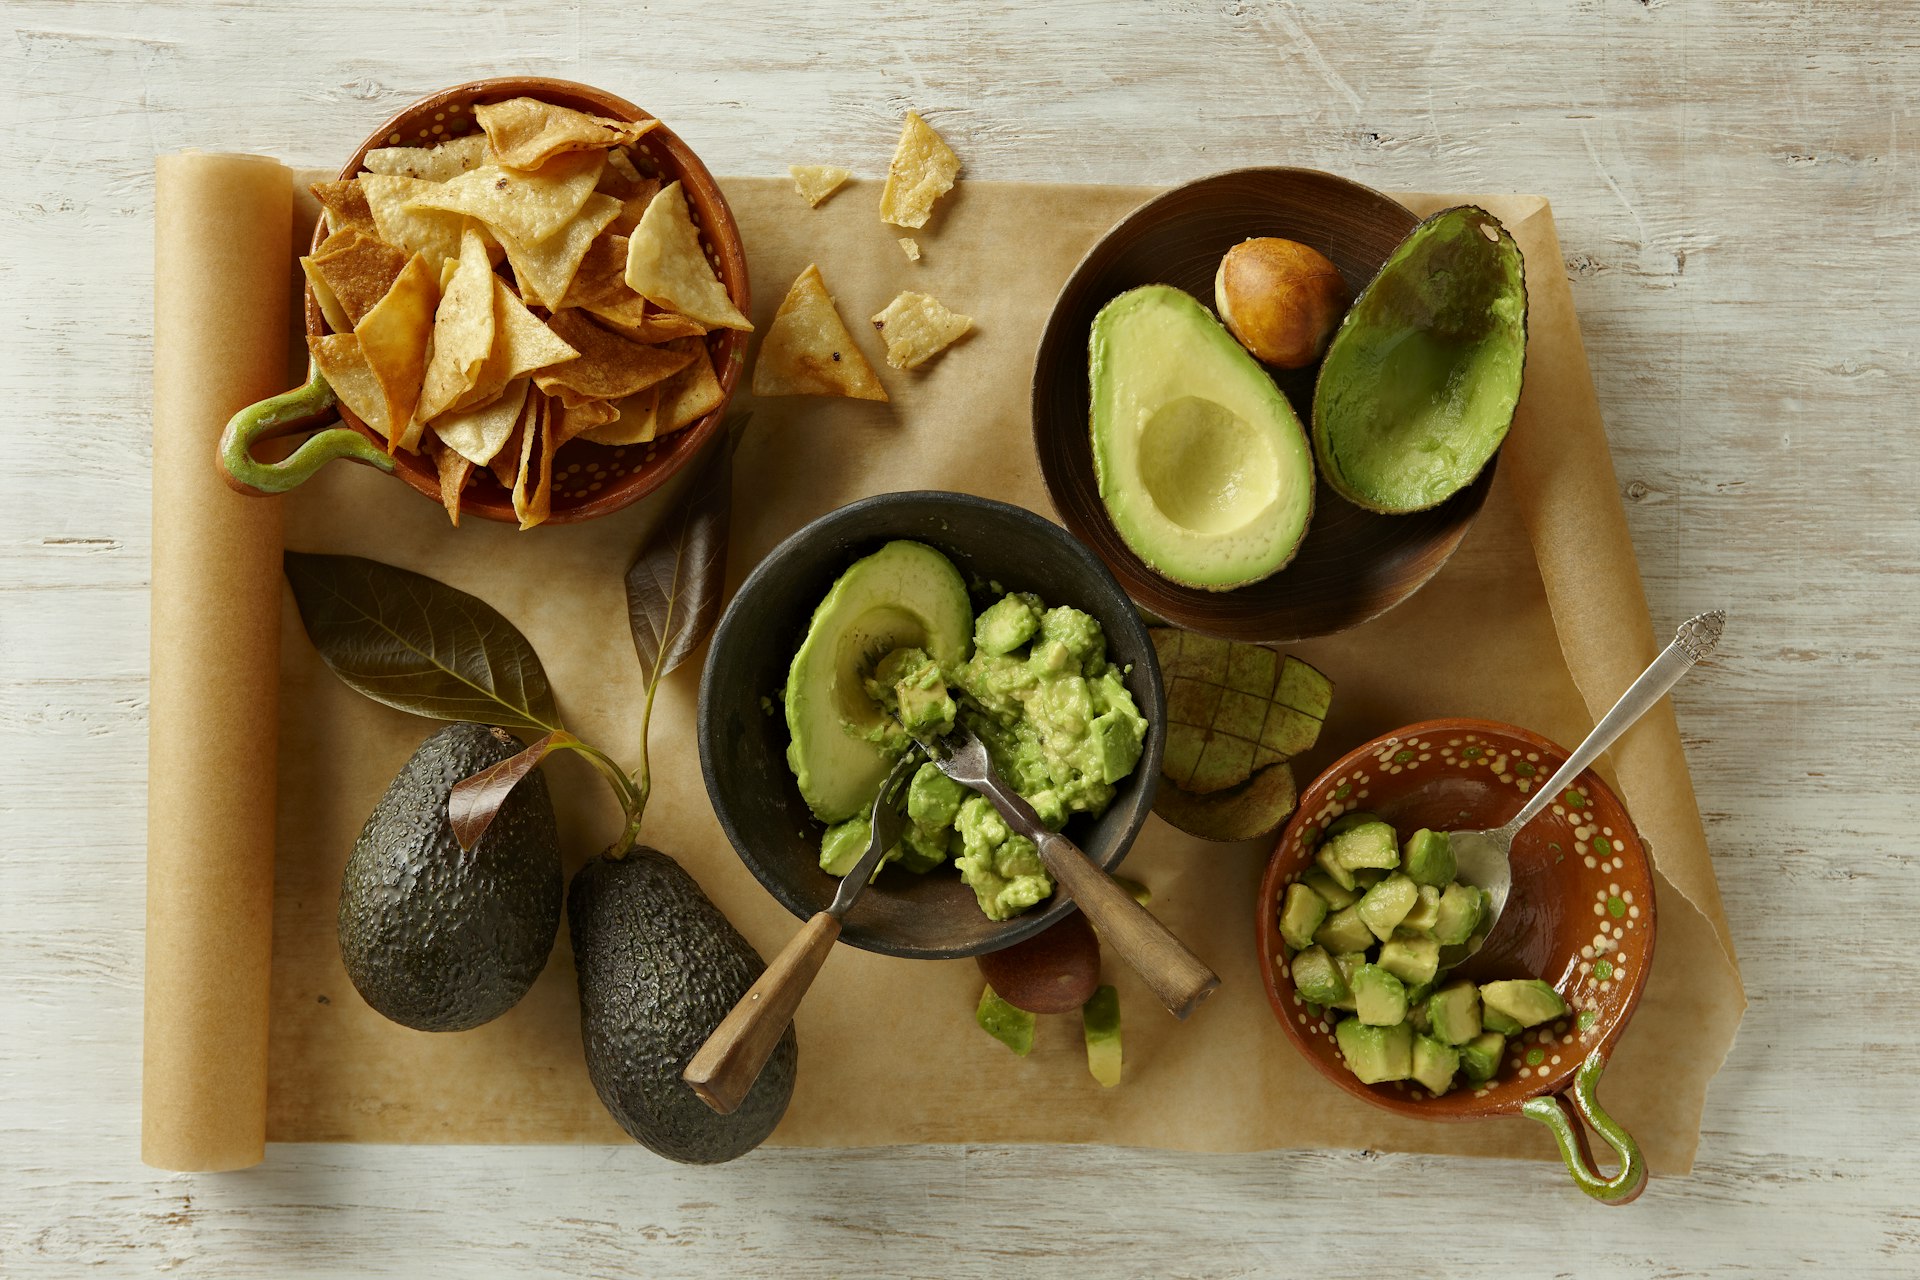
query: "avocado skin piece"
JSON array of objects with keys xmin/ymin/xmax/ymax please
[
  {"xmin": 569, "ymin": 849, "xmax": 796, "ymax": 1164},
  {"xmin": 338, "ymin": 722, "xmax": 561, "ymax": 1033}
]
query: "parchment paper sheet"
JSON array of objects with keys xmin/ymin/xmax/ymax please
[{"xmin": 146, "ymin": 162, "xmax": 1744, "ymax": 1173}]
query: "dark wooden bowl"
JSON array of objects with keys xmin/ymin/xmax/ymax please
[
  {"xmin": 697, "ymin": 491, "xmax": 1167, "ymax": 960},
  {"xmin": 1031, "ymin": 168, "xmax": 1496, "ymax": 642},
  {"xmin": 308, "ymin": 76, "xmax": 749, "ymax": 524},
  {"xmin": 1258, "ymin": 718, "xmax": 1656, "ymax": 1120}
]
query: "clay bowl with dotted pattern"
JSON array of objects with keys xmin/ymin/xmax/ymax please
[
  {"xmin": 1032, "ymin": 168, "xmax": 1496, "ymax": 642},
  {"xmin": 1258, "ymin": 718, "xmax": 1656, "ymax": 1126},
  {"xmin": 305, "ymin": 77, "xmax": 748, "ymax": 524}
]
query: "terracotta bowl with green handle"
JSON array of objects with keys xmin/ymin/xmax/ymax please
[
  {"xmin": 1257, "ymin": 717, "xmax": 1657, "ymax": 1204},
  {"xmin": 218, "ymin": 76, "xmax": 749, "ymax": 524}
]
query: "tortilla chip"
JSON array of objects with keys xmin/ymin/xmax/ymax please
[
  {"xmin": 301, "ymin": 261, "xmax": 351, "ymax": 333},
  {"xmin": 655, "ymin": 339, "xmax": 727, "ymax": 435},
  {"xmin": 898, "ymin": 237, "xmax": 922, "ymax": 262},
  {"xmin": 307, "ymin": 333, "xmax": 394, "ymax": 440},
  {"xmin": 512, "ymin": 392, "xmax": 560, "ymax": 530},
  {"xmin": 870, "ymin": 291, "xmax": 972, "ymax": 370},
  {"xmin": 553, "ymin": 395, "xmax": 620, "ymax": 445},
  {"xmin": 497, "ymin": 192, "xmax": 620, "ymax": 306},
  {"xmin": 596, "ymin": 305, "xmax": 710, "ymax": 345},
  {"xmin": 432, "ymin": 376, "xmax": 530, "ymax": 468},
  {"xmin": 790, "ymin": 165, "xmax": 851, "ymax": 207},
  {"xmin": 416, "ymin": 229, "xmax": 498, "ymax": 423},
  {"xmin": 534, "ymin": 310, "xmax": 697, "ymax": 401},
  {"xmin": 305, "ymin": 226, "xmax": 410, "ymax": 328},
  {"xmin": 361, "ymin": 133, "xmax": 489, "ymax": 182},
  {"xmin": 354, "ymin": 253, "xmax": 440, "ymax": 450},
  {"xmin": 623, "ymin": 181, "xmax": 751, "ymax": 331},
  {"xmin": 426, "ymin": 436, "xmax": 474, "ymax": 527},
  {"xmin": 556, "ymin": 234, "xmax": 649, "ymax": 325},
  {"xmin": 489, "ymin": 398, "xmax": 530, "ymax": 489},
  {"xmin": 362, "ymin": 174, "xmax": 491, "ymax": 268},
  {"xmin": 878, "ymin": 111, "xmax": 959, "ymax": 230},
  {"xmin": 608, "ymin": 177, "xmax": 662, "ymax": 237},
  {"xmin": 581, "ymin": 389, "xmax": 660, "ymax": 447},
  {"xmin": 404, "ymin": 152, "xmax": 604, "ymax": 248},
  {"xmin": 453, "ymin": 276, "xmax": 582, "ymax": 413},
  {"xmin": 311, "ymin": 180, "xmax": 375, "ymax": 235},
  {"xmin": 599, "ymin": 148, "xmax": 650, "ymax": 196},
  {"xmin": 475, "ymin": 97, "xmax": 657, "ymax": 171},
  {"xmin": 752, "ymin": 264, "xmax": 888, "ymax": 401}
]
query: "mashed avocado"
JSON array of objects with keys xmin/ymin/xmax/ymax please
[{"xmin": 792, "ymin": 556, "xmax": 1149, "ymax": 921}]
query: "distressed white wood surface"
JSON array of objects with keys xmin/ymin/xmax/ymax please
[{"xmin": 3, "ymin": 1, "xmax": 1915, "ymax": 1275}]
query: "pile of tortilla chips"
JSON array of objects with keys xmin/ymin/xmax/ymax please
[{"xmin": 302, "ymin": 96, "xmax": 749, "ymax": 529}]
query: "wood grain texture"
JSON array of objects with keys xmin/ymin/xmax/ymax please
[{"xmin": 2, "ymin": 0, "xmax": 1915, "ymax": 1275}]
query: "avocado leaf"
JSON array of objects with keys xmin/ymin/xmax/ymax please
[
  {"xmin": 284, "ymin": 551, "xmax": 562, "ymax": 733},
  {"xmin": 1153, "ymin": 760, "xmax": 1300, "ymax": 843},
  {"xmin": 625, "ymin": 415, "xmax": 749, "ymax": 684},
  {"xmin": 449, "ymin": 728, "xmax": 576, "ymax": 851}
]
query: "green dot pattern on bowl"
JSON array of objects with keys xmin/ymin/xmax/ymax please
[{"xmin": 1272, "ymin": 729, "xmax": 1652, "ymax": 1101}]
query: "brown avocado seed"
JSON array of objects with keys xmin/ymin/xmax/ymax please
[{"xmin": 1214, "ymin": 237, "xmax": 1350, "ymax": 369}]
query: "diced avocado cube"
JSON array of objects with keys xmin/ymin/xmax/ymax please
[
  {"xmin": 1404, "ymin": 980, "xmax": 1434, "ymax": 1007},
  {"xmin": 1352, "ymin": 963, "xmax": 1408, "ymax": 1026},
  {"xmin": 1427, "ymin": 980, "xmax": 1483, "ymax": 1045},
  {"xmin": 1352, "ymin": 867, "xmax": 1388, "ymax": 888},
  {"xmin": 1314, "ymin": 904, "xmax": 1375, "ymax": 954},
  {"xmin": 1090, "ymin": 709, "xmax": 1144, "ymax": 784},
  {"xmin": 1113, "ymin": 875, "xmax": 1151, "ymax": 906},
  {"xmin": 1399, "ymin": 883, "xmax": 1442, "ymax": 934},
  {"xmin": 1402, "ymin": 828, "xmax": 1457, "ymax": 887},
  {"xmin": 1460, "ymin": 1030, "xmax": 1507, "ymax": 1083},
  {"xmin": 1412, "ymin": 1033, "xmax": 1462, "ymax": 1095},
  {"xmin": 1408, "ymin": 1000, "xmax": 1432, "ymax": 1035},
  {"xmin": 974, "ymin": 592, "xmax": 1044, "ymax": 655},
  {"xmin": 1027, "ymin": 787, "xmax": 1069, "ymax": 830},
  {"xmin": 1279, "ymin": 882, "xmax": 1329, "ymax": 951},
  {"xmin": 1082, "ymin": 984, "xmax": 1122, "ymax": 1087},
  {"xmin": 1336, "ymin": 1017, "xmax": 1414, "ymax": 1084},
  {"xmin": 906, "ymin": 762, "xmax": 966, "ymax": 831},
  {"xmin": 1378, "ymin": 934, "xmax": 1440, "ymax": 987},
  {"xmin": 1482, "ymin": 1005, "xmax": 1524, "ymax": 1036},
  {"xmin": 1432, "ymin": 882, "xmax": 1483, "ymax": 946},
  {"xmin": 895, "ymin": 821, "xmax": 948, "ymax": 873},
  {"xmin": 1291, "ymin": 945, "xmax": 1350, "ymax": 1006},
  {"xmin": 1324, "ymin": 810, "xmax": 1383, "ymax": 839},
  {"xmin": 819, "ymin": 816, "xmax": 871, "ymax": 876},
  {"xmin": 1302, "ymin": 867, "xmax": 1359, "ymax": 911},
  {"xmin": 1357, "ymin": 872, "xmax": 1419, "ymax": 941},
  {"xmin": 1330, "ymin": 952, "xmax": 1366, "ymax": 1011},
  {"xmin": 1480, "ymin": 979, "xmax": 1568, "ymax": 1029},
  {"xmin": 1329, "ymin": 820, "xmax": 1399, "ymax": 872},
  {"xmin": 976, "ymin": 985, "xmax": 1036, "ymax": 1055},
  {"xmin": 1313, "ymin": 844, "xmax": 1357, "ymax": 892}
]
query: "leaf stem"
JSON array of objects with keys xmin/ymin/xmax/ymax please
[{"xmin": 566, "ymin": 739, "xmax": 647, "ymax": 858}]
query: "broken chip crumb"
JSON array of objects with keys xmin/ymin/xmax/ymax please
[
  {"xmin": 898, "ymin": 237, "xmax": 921, "ymax": 262},
  {"xmin": 878, "ymin": 112, "xmax": 959, "ymax": 230},
  {"xmin": 790, "ymin": 164, "xmax": 852, "ymax": 207},
  {"xmin": 870, "ymin": 291, "xmax": 972, "ymax": 370}
]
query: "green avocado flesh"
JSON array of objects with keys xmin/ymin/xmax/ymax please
[
  {"xmin": 1312, "ymin": 206, "xmax": 1527, "ymax": 514},
  {"xmin": 1089, "ymin": 285, "xmax": 1315, "ymax": 591},
  {"xmin": 1277, "ymin": 821, "xmax": 1572, "ymax": 1098},
  {"xmin": 786, "ymin": 542, "xmax": 1149, "ymax": 921}
]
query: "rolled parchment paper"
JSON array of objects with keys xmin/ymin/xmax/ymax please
[{"xmin": 144, "ymin": 152, "xmax": 293, "ymax": 1171}]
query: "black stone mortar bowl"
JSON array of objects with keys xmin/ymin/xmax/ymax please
[{"xmin": 697, "ymin": 491, "xmax": 1168, "ymax": 959}]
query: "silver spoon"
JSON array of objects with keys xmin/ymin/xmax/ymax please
[{"xmin": 1442, "ymin": 610, "xmax": 1726, "ymax": 967}]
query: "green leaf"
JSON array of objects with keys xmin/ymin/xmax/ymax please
[
  {"xmin": 1151, "ymin": 628, "xmax": 1332, "ymax": 794},
  {"xmin": 1153, "ymin": 761, "xmax": 1300, "ymax": 843},
  {"xmin": 284, "ymin": 551, "xmax": 563, "ymax": 734},
  {"xmin": 625, "ymin": 415, "xmax": 748, "ymax": 683}
]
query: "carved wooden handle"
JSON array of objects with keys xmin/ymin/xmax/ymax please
[
  {"xmin": 683, "ymin": 911, "xmax": 840, "ymax": 1114},
  {"xmin": 1036, "ymin": 832, "xmax": 1220, "ymax": 1019}
]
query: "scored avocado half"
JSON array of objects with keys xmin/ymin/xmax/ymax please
[
  {"xmin": 1089, "ymin": 285, "xmax": 1316, "ymax": 592},
  {"xmin": 1311, "ymin": 205, "xmax": 1528, "ymax": 514}
]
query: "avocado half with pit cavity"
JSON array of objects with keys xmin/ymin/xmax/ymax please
[
  {"xmin": 1089, "ymin": 285, "xmax": 1315, "ymax": 592},
  {"xmin": 1311, "ymin": 206, "xmax": 1527, "ymax": 514}
]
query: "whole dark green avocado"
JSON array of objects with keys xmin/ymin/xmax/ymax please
[
  {"xmin": 339, "ymin": 722, "xmax": 562, "ymax": 1032},
  {"xmin": 569, "ymin": 849, "xmax": 796, "ymax": 1163}
]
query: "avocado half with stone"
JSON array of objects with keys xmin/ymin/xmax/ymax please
[
  {"xmin": 1089, "ymin": 285, "xmax": 1315, "ymax": 592},
  {"xmin": 1311, "ymin": 205, "xmax": 1527, "ymax": 514},
  {"xmin": 784, "ymin": 539, "xmax": 973, "ymax": 824}
]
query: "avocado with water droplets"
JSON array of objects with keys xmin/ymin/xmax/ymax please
[
  {"xmin": 569, "ymin": 849, "xmax": 795, "ymax": 1164},
  {"xmin": 338, "ymin": 722, "xmax": 562, "ymax": 1033}
]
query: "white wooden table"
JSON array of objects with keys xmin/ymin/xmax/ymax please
[{"xmin": 4, "ymin": 2, "xmax": 1913, "ymax": 1275}]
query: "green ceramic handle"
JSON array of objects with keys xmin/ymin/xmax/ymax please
[
  {"xmin": 1522, "ymin": 1048, "xmax": 1648, "ymax": 1205},
  {"xmin": 217, "ymin": 363, "xmax": 394, "ymax": 495}
]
